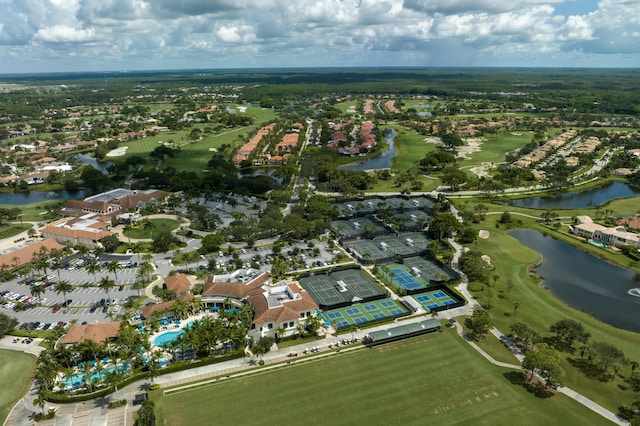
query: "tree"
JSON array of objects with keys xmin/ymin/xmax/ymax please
[
  {"xmin": 200, "ymin": 234, "xmax": 225, "ymax": 254},
  {"xmin": 427, "ymin": 212, "xmax": 461, "ymax": 240},
  {"xmin": 0, "ymin": 313, "xmax": 18, "ymax": 337},
  {"xmin": 99, "ymin": 276, "xmax": 115, "ymax": 303},
  {"xmin": 549, "ymin": 319, "xmax": 590, "ymax": 352},
  {"xmin": 590, "ymin": 341, "xmax": 626, "ymax": 376},
  {"xmin": 86, "ymin": 259, "xmax": 101, "ymax": 285},
  {"xmin": 466, "ymin": 307, "xmax": 493, "ymax": 340},
  {"xmin": 107, "ymin": 260, "xmax": 121, "ymax": 284},
  {"xmin": 100, "ymin": 234, "xmax": 120, "ymax": 252},
  {"xmin": 30, "ymin": 284, "xmax": 45, "ymax": 305},
  {"xmin": 252, "ymin": 336, "xmax": 275, "ymax": 362},
  {"xmin": 509, "ymin": 322, "xmax": 539, "ymax": 351},
  {"xmin": 53, "ymin": 280, "xmax": 73, "ymax": 308}
]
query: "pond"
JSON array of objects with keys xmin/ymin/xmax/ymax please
[
  {"xmin": 72, "ymin": 153, "xmax": 112, "ymax": 173},
  {"xmin": 509, "ymin": 228, "xmax": 640, "ymax": 332},
  {"xmin": 339, "ymin": 128, "xmax": 397, "ymax": 171},
  {"xmin": 0, "ymin": 188, "xmax": 88, "ymax": 205},
  {"xmin": 507, "ymin": 181, "xmax": 640, "ymax": 209}
]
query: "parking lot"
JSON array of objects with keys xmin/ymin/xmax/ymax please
[{"xmin": 0, "ymin": 254, "xmax": 143, "ymax": 328}]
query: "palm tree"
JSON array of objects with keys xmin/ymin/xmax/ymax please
[
  {"xmin": 86, "ymin": 259, "xmax": 101, "ymax": 286},
  {"xmin": 51, "ymin": 257, "xmax": 63, "ymax": 281},
  {"xmin": 30, "ymin": 284, "xmax": 45, "ymax": 305},
  {"xmin": 107, "ymin": 260, "xmax": 120, "ymax": 284},
  {"xmin": 141, "ymin": 219, "xmax": 155, "ymax": 239},
  {"xmin": 99, "ymin": 276, "xmax": 115, "ymax": 303},
  {"xmin": 103, "ymin": 367, "xmax": 122, "ymax": 400},
  {"xmin": 139, "ymin": 262, "xmax": 154, "ymax": 282},
  {"xmin": 53, "ymin": 280, "xmax": 73, "ymax": 308},
  {"xmin": 33, "ymin": 393, "xmax": 47, "ymax": 417}
]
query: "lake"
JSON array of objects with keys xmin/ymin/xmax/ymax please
[
  {"xmin": 508, "ymin": 181, "xmax": 640, "ymax": 209},
  {"xmin": 0, "ymin": 189, "xmax": 88, "ymax": 205},
  {"xmin": 72, "ymin": 153, "xmax": 112, "ymax": 173},
  {"xmin": 510, "ymin": 228, "xmax": 640, "ymax": 332},
  {"xmin": 339, "ymin": 128, "xmax": 397, "ymax": 171}
]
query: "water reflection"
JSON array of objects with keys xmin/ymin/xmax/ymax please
[
  {"xmin": 339, "ymin": 128, "xmax": 397, "ymax": 171},
  {"xmin": 508, "ymin": 182, "xmax": 640, "ymax": 210},
  {"xmin": 510, "ymin": 228, "xmax": 640, "ymax": 332}
]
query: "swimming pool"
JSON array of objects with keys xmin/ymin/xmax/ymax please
[
  {"xmin": 590, "ymin": 240, "xmax": 607, "ymax": 248},
  {"xmin": 153, "ymin": 320, "xmax": 198, "ymax": 347},
  {"xmin": 61, "ymin": 364, "xmax": 128, "ymax": 389},
  {"xmin": 154, "ymin": 329, "xmax": 185, "ymax": 347}
]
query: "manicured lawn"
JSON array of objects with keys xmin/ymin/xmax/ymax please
[
  {"xmin": 463, "ymin": 214, "xmax": 640, "ymax": 411},
  {"xmin": 153, "ymin": 329, "xmax": 608, "ymax": 425},
  {"xmin": 459, "ymin": 132, "xmax": 533, "ymax": 167},
  {"xmin": 335, "ymin": 100, "xmax": 358, "ymax": 113},
  {"xmin": 0, "ymin": 200, "xmax": 60, "ymax": 222},
  {"xmin": 388, "ymin": 124, "xmax": 439, "ymax": 171},
  {"xmin": 124, "ymin": 218, "xmax": 179, "ymax": 239},
  {"xmin": 0, "ymin": 349, "xmax": 37, "ymax": 425}
]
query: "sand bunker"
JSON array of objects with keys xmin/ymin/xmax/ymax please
[
  {"xmin": 106, "ymin": 147, "xmax": 128, "ymax": 157},
  {"xmin": 481, "ymin": 255, "xmax": 492, "ymax": 265},
  {"xmin": 479, "ymin": 230, "xmax": 490, "ymax": 239},
  {"xmin": 456, "ymin": 138, "xmax": 484, "ymax": 160}
]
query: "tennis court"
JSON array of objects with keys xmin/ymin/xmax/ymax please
[
  {"xmin": 324, "ymin": 298, "xmax": 409, "ymax": 329},
  {"xmin": 378, "ymin": 264, "xmax": 430, "ymax": 292},
  {"xmin": 403, "ymin": 256, "xmax": 459, "ymax": 284},
  {"xmin": 299, "ymin": 268, "xmax": 386, "ymax": 309},
  {"xmin": 344, "ymin": 232, "xmax": 430, "ymax": 262},
  {"xmin": 412, "ymin": 289, "xmax": 458, "ymax": 312},
  {"xmin": 332, "ymin": 217, "xmax": 386, "ymax": 239}
]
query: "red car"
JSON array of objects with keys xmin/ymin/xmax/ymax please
[{"xmin": 51, "ymin": 306, "xmax": 61, "ymax": 313}]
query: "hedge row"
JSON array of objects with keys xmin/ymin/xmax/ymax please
[{"xmin": 45, "ymin": 350, "xmax": 245, "ymax": 403}]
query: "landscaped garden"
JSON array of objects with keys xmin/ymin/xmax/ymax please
[{"xmin": 124, "ymin": 219, "xmax": 180, "ymax": 239}]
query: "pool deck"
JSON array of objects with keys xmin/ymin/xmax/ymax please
[{"xmin": 149, "ymin": 312, "xmax": 217, "ymax": 350}]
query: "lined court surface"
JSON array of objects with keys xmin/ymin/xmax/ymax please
[
  {"xmin": 345, "ymin": 232, "xmax": 430, "ymax": 261},
  {"xmin": 323, "ymin": 297, "xmax": 408, "ymax": 329},
  {"xmin": 299, "ymin": 269, "xmax": 386, "ymax": 308},
  {"xmin": 381, "ymin": 265, "xmax": 430, "ymax": 291},
  {"xmin": 402, "ymin": 256, "xmax": 458, "ymax": 283},
  {"xmin": 412, "ymin": 289, "xmax": 458, "ymax": 312}
]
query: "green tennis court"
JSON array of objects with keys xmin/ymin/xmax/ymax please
[
  {"xmin": 299, "ymin": 268, "xmax": 386, "ymax": 308},
  {"xmin": 402, "ymin": 256, "xmax": 459, "ymax": 283},
  {"xmin": 324, "ymin": 298, "xmax": 409, "ymax": 329}
]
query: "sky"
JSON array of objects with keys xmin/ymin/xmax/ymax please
[{"xmin": 0, "ymin": 0, "xmax": 638, "ymax": 74}]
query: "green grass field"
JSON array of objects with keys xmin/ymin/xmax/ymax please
[
  {"xmin": 124, "ymin": 218, "xmax": 179, "ymax": 239},
  {"xmin": 0, "ymin": 349, "xmax": 37, "ymax": 424},
  {"xmin": 463, "ymin": 213, "xmax": 640, "ymax": 411},
  {"xmin": 388, "ymin": 124, "xmax": 439, "ymax": 171},
  {"xmin": 459, "ymin": 132, "xmax": 533, "ymax": 167},
  {"xmin": 153, "ymin": 329, "xmax": 608, "ymax": 425},
  {"xmin": 0, "ymin": 200, "xmax": 60, "ymax": 222}
]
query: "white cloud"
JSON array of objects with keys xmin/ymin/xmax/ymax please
[
  {"xmin": 215, "ymin": 24, "xmax": 256, "ymax": 43},
  {"xmin": 35, "ymin": 25, "xmax": 96, "ymax": 43},
  {"xmin": 0, "ymin": 0, "xmax": 639, "ymax": 72}
]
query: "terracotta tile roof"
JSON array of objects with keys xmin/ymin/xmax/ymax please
[
  {"xmin": 164, "ymin": 274, "xmax": 192, "ymax": 295},
  {"xmin": 0, "ymin": 239, "xmax": 65, "ymax": 270},
  {"xmin": 61, "ymin": 322, "xmax": 121, "ymax": 345},
  {"xmin": 141, "ymin": 294, "xmax": 194, "ymax": 319}
]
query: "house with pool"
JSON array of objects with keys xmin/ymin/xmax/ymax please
[
  {"xmin": 202, "ymin": 272, "xmax": 319, "ymax": 339},
  {"xmin": 572, "ymin": 215, "xmax": 640, "ymax": 248}
]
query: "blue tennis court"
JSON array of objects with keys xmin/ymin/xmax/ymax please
[
  {"xmin": 381, "ymin": 300, "xmax": 395, "ymax": 307},
  {"xmin": 346, "ymin": 308, "xmax": 361, "ymax": 315},
  {"xmin": 390, "ymin": 267, "xmax": 425, "ymax": 290},
  {"xmin": 364, "ymin": 305, "xmax": 378, "ymax": 311},
  {"xmin": 412, "ymin": 288, "xmax": 459, "ymax": 312},
  {"xmin": 327, "ymin": 312, "xmax": 343, "ymax": 319}
]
